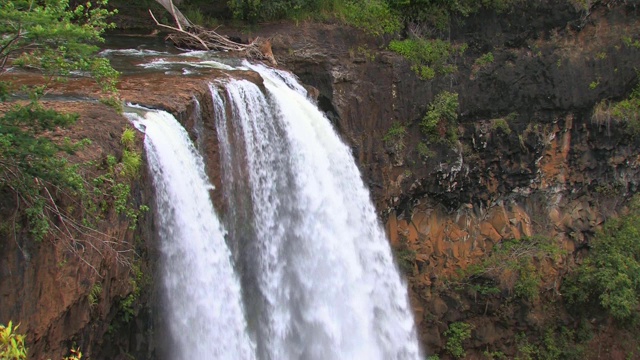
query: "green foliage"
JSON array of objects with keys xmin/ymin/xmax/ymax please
[
  {"xmin": 88, "ymin": 282, "xmax": 103, "ymax": 308},
  {"xmin": 515, "ymin": 333, "xmax": 537, "ymax": 360},
  {"xmin": 356, "ymin": 46, "xmax": 376, "ymax": 62},
  {"xmin": 592, "ymin": 79, "xmax": 640, "ymax": 136},
  {"xmin": 121, "ymin": 150, "xmax": 141, "ymax": 179},
  {"xmin": 393, "ymin": 236, "xmax": 416, "ymax": 274},
  {"xmin": 511, "ymin": 326, "xmax": 586, "ymax": 360},
  {"xmin": 474, "ymin": 52, "xmax": 494, "ymax": 68},
  {"xmin": 483, "ymin": 350, "xmax": 507, "ymax": 359},
  {"xmin": 0, "ymin": 322, "xmax": 27, "ymax": 360},
  {"xmin": 465, "ymin": 236, "xmax": 563, "ymax": 300},
  {"xmin": 99, "ymin": 96, "xmax": 123, "ymax": 113},
  {"xmin": 391, "ymin": 233, "xmax": 418, "ymax": 275},
  {"xmin": 469, "ymin": 282, "xmax": 501, "ymax": 296},
  {"xmin": 0, "ymin": 100, "xmax": 85, "ymax": 241},
  {"xmin": 121, "ymin": 127, "xmax": 136, "ymax": 149},
  {"xmin": 118, "ymin": 262, "xmax": 145, "ymax": 324},
  {"xmin": 589, "ymin": 80, "xmax": 600, "ymax": 90},
  {"xmin": 63, "ymin": 347, "xmax": 83, "ymax": 360},
  {"xmin": 538, "ymin": 326, "xmax": 585, "ymax": 360},
  {"xmin": 389, "ymin": 39, "xmax": 465, "ymax": 80},
  {"xmin": 386, "ymin": 0, "xmax": 517, "ymax": 30},
  {"xmin": 0, "ymin": 0, "xmax": 119, "ymax": 93},
  {"xmin": 0, "ymin": 0, "xmax": 122, "ymax": 244},
  {"xmin": 492, "ymin": 118, "xmax": 511, "ymax": 135},
  {"xmin": 563, "ymin": 196, "xmax": 640, "ymax": 321},
  {"xmin": 184, "ymin": 5, "xmax": 218, "ymax": 27},
  {"xmin": 341, "ymin": 0, "xmax": 401, "ymax": 36},
  {"xmin": 396, "ymin": 247, "xmax": 416, "ymax": 274},
  {"xmin": 226, "ymin": 0, "xmax": 520, "ymax": 33},
  {"xmin": 444, "ymin": 322, "xmax": 473, "ymax": 359},
  {"xmin": 417, "ymin": 141, "xmax": 434, "ymax": 158},
  {"xmin": 622, "ymin": 36, "xmax": 640, "ymax": 49},
  {"xmin": 86, "ymin": 133, "xmax": 147, "ymax": 231},
  {"xmin": 383, "ymin": 122, "xmax": 407, "ymax": 150},
  {"xmin": 228, "ymin": 0, "xmax": 401, "ymax": 34},
  {"xmin": 513, "ymin": 259, "xmax": 541, "ymax": 301},
  {"xmin": 421, "ymin": 91, "xmax": 459, "ymax": 144},
  {"xmin": 120, "ymin": 127, "xmax": 142, "ymax": 180}
]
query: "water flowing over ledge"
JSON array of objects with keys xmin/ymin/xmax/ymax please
[
  {"xmin": 126, "ymin": 108, "xmax": 256, "ymax": 360},
  {"xmin": 126, "ymin": 58, "xmax": 422, "ymax": 359}
]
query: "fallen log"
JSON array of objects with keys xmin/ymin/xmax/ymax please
[{"xmin": 150, "ymin": 0, "xmax": 277, "ymax": 65}]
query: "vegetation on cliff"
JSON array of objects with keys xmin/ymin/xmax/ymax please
[
  {"xmin": 0, "ymin": 0, "xmax": 123, "ymax": 242},
  {"xmin": 564, "ymin": 196, "xmax": 640, "ymax": 322}
]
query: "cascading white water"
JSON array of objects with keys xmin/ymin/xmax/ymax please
[
  {"xmin": 214, "ymin": 64, "xmax": 423, "ymax": 360},
  {"xmin": 125, "ymin": 109, "xmax": 256, "ymax": 360}
]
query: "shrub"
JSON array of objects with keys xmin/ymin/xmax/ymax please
[
  {"xmin": 492, "ymin": 118, "xmax": 512, "ymax": 135},
  {"xmin": 383, "ymin": 122, "xmax": 407, "ymax": 150},
  {"xmin": 121, "ymin": 150, "xmax": 142, "ymax": 179},
  {"xmin": 563, "ymin": 196, "xmax": 640, "ymax": 321},
  {"xmin": 465, "ymin": 236, "xmax": 564, "ymax": 300},
  {"xmin": 228, "ymin": 0, "xmax": 401, "ymax": 33},
  {"xmin": 444, "ymin": 322, "xmax": 473, "ymax": 358},
  {"xmin": 0, "ymin": 322, "xmax": 27, "ymax": 360},
  {"xmin": 417, "ymin": 141, "xmax": 434, "ymax": 158},
  {"xmin": 0, "ymin": 0, "xmax": 119, "ymax": 242},
  {"xmin": 120, "ymin": 128, "xmax": 141, "ymax": 179},
  {"xmin": 121, "ymin": 127, "xmax": 136, "ymax": 150},
  {"xmin": 474, "ymin": 52, "xmax": 494, "ymax": 68},
  {"xmin": 88, "ymin": 283, "xmax": 103, "ymax": 308},
  {"xmin": 421, "ymin": 91, "xmax": 459, "ymax": 143},
  {"xmin": 386, "ymin": 0, "xmax": 517, "ymax": 30},
  {"xmin": 342, "ymin": 0, "xmax": 402, "ymax": 36},
  {"xmin": 622, "ymin": 35, "xmax": 640, "ymax": 49},
  {"xmin": 389, "ymin": 39, "xmax": 466, "ymax": 80},
  {"xmin": 591, "ymin": 79, "xmax": 640, "ymax": 136}
]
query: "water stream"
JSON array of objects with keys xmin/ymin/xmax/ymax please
[
  {"xmin": 122, "ymin": 49, "xmax": 421, "ymax": 359},
  {"xmin": 126, "ymin": 109, "xmax": 256, "ymax": 360},
  {"xmin": 213, "ymin": 63, "xmax": 422, "ymax": 360}
]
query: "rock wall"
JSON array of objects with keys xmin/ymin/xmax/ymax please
[
  {"xmin": 251, "ymin": 1, "xmax": 640, "ymax": 357},
  {"xmin": 0, "ymin": 101, "xmax": 155, "ymax": 360}
]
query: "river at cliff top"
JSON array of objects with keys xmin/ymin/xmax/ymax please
[{"xmin": 100, "ymin": 34, "xmax": 245, "ymax": 75}]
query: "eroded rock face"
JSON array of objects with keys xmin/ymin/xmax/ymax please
[
  {"xmin": 3, "ymin": 1, "xmax": 640, "ymax": 356},
  {"xmin": 0, "ymin": 101, "xmax": 155, "ymax": 359},
  {"xmin": 231, "ymin": 2, "xmax": 640, "ymax": 356},
  {"xmin": 0, "ymin": 68, "xmax": 265, "ymax": 359}
]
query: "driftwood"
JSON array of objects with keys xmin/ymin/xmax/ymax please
[{"xmin": 150, "ymin": 0, "xmax": 276, "ymax": 65}]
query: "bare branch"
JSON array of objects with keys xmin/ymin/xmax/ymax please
[{"xmin": 149, "ymin": 10, "xmax": 209, "ymax": 50}]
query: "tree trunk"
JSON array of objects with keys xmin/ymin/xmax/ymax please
[{"xmin": 154, "ymin": 0, "xmax": 191, "ymax": 30}]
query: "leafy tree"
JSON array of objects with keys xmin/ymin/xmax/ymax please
[
  {"xmin": 421, "ymin": 90, "xmax": 459, "ymax": 143},
  {"xmin": 444, "ymin": 322, "xmax": 473, "ymax": 358},
  {"xmin": 227, "ymin": 0, "xmax": 401, "ymax": 35},
  {"xmin": 386, "ymin": 0, "xmax": 517, "ymax": 30},
  {"xmin": 563, "ymin": 197, "xmax": 640, "ymax": 321},
  {"xmin": 0, "ymin": 0, "xmax": 119, "ymax": 241},
  {"xmin": 0, "ymin": 0, "xmax": 119, "ymax": 92}
]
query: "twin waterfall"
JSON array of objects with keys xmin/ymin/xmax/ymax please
[{"xmin": 128, "ymin": 64, "xmax": 422, "ymax": 360}]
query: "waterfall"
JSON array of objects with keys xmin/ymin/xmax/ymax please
[
  {"xmin": 125, "ymin": 109, "xmax": 256, "ymax": 360},
  {"xmin": 214, "ymin": 63, "xmax": 422, "ymax": 360}
]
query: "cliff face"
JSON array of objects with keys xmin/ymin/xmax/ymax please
[
  {"xmin": 2, "ymin": 1, "xmax": 640, "ymax": 358},
  {"xmin": 0, "ymin": 100, "xmax": 154, "ymax": 359},
  {"xmin": 254, "ymin": 2, "xmax": 640, "ymax": 357},
  {"xmin": 0, "ymin": 66, "xmax": 268, "ymax": 359}
]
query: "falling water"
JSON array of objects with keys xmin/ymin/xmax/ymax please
[
  {"xmin": 214, "ymin": 64, "xmax": 422, "ymax": 360},
  {"xmin": 125, "ymin": 109, "xmax": 256, "ymax": 360}
]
